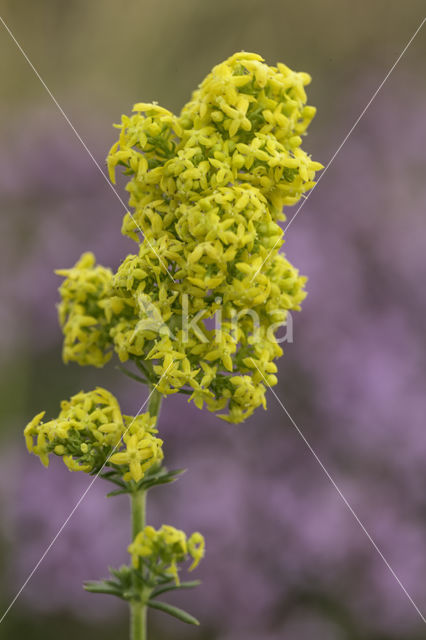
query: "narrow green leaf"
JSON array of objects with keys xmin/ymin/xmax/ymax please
[
  {"xmin": 147, "ymin": 600, "xmax": 200, "ymax": 625},
  {"xmin": 106, "ymin": 479, "xmax": 127, "ymax": 489},
  {"xmin": 143, "ymin": 477, "xmax": 177, "ymax": 490},
  {"xmin": 83, "ymin": 582, "xmax": 125, "ymax": 599},
  {"xmin": 151, "ymin": 580, "xmax": 201, "ymax": 597},
  {"xmin": 110, "ymin": 566, "xmax": 132, "ymax": 581},
  {"xmin": 166, "ymin": 468, "xmax": 187, "ymax": 477},
  {"xmin": 141, "ymin": 468, "xmax": 186, "ymax": 488},
  {"xmin": 100, "ymin": 471, "xmax": 127, "ymax": 488},
  {"xmin": 107, "ymin": 488, "xmax": 131, "ymax": 497},
  {"xmin": 104, "ymin": 579, "xmax": 122, "ymax": 588},
  {"xmin": 100, "ymin": 470, "xmax": 117, "ymax": 478}
]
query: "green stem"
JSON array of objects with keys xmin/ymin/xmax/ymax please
[
  {"xmin": 147, "ymin": 386, "xmax": 162, "ymax": 419},
  {"xmin": 131, "ymin": 489, "xmax": 146, "ymax": 541},
  {"xmin": 131, "ymin": 490, "xmax": 147, "ymax": 640},
  {"xmin": 130, "ymin": 600, "xmax": 147, "ymax": 640},
  {"xmin": 130, "ymin": 386, "xmax": 163, "ymax": 640}
]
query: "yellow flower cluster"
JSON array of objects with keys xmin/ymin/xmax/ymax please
[
  {"xmin": 128, "ymin": 525, "xmax": 205, "ymax": 584},
  {"xmin": 57, "ymin": 52, "xmax": 321, "ymax": 422},
  {"xmin": 24, "ymin": 387, "xmax": 163, "ymax": 480},
  {"xmin": 109, "ymin": 414, "xmax": 163, "ymax": 483},
  {"xmin": 56, "ymin": 253, "xmax": 113, "ymax": 367}
]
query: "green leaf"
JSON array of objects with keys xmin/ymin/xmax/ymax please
[
  {"xmin": 100, "ymin": 470, "xmax": 117, "ymax": 478},
  {"xmin": 109, "ymin": 565, "xmax": 132, "ymax": 583},
  {"xmin": 83, "ymin": 581, "xmax": 126, "ymax": 600},
  {"xmin": 167, "ymin": 468, "xmax": 186, "ymax": 477},
  {"xmin": 99, "ymin": 470, "xmax": 127, "ymax": 488},
  {"xmin": 106, "ymin": 488, "xmax": 131, "ymax": 497},
  {"xmin": 145, "ymin": 467, "xmax": 182, "ymax": 482},
  {"xmin": 147, "ymin": 600, "xmax": 200, "ymax": 625},
  {"xmin": 140, "ymin": 468, "xmax": 186, "ymax": 490},
  {"xmin": 142, "ymin": 477, "xmax": 177, "ymax": 490},
  {"xmin": 151, "ymin": 580, "xmax": 201, "ymax": 598}
]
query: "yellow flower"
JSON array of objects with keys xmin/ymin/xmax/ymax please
[
  {"xmin": 56, "ymin": 252, "xmax": 114, "ymax": 367},
  {"xmin": 54, "ymin": 53, "xmax": 320, "ymax": 424},
  {"xmin": 187, "ymin": 532, "xmax": 205, "ymax": 571},
  {"xmin": 109, "ymin": 414, "xmax": 163, "ymax": 483},
  {"xmin": 24, "ymin": 388, "xmax": 124, "ymax": 473},
  {"xmin": 24, "ymin": 411, "xmax": 49, "ymax": 466},
  {"xmin": 128, "ymin": 525, "xmax": 205, "ymax": 585},
  {"xmin": 24, "ymin": 389, "xmax": 165, "ymax": 483}
]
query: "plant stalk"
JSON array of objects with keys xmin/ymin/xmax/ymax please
[
  {"xmin": 130, "ymin": 490, "xmax": 147, "ymax": 640},
  {"xmin": 147, "ymin": 386, "xmax": 163, "ymax": 419},
  {"xmin": 130, "ymin": 386, "xmax": 163, "ymax": 640}
]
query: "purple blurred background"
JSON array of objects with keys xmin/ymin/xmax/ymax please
[{"xmin": 1, "ymin": 2, "xmax": 426, "ymax": 639}]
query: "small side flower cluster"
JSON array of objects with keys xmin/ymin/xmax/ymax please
[
  {"xmin": 56, "ymin": 252, "xmax": 113, "ymax": 367},
  {"xmin": 56, "ymin": 52, "xmax": 321, "ymax": 422},
  {"xmin": 24, "ymin": 387, "xmax": 163, "ymax": 480},
  {"xmin": 129, "ymin": 525, "xmax": 205, "ymax": 585}
]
